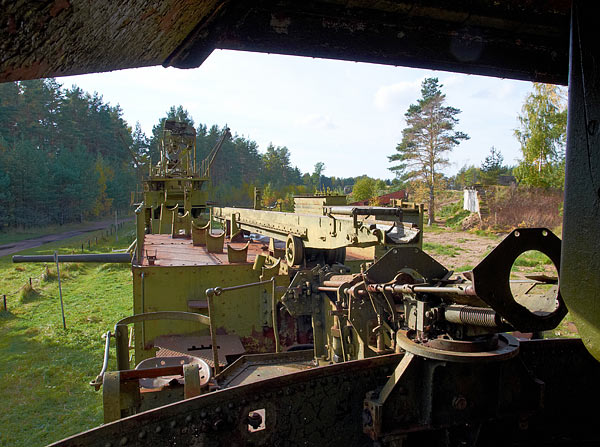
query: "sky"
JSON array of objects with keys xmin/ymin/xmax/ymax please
[{"xmin": 60, "ymin": 49, "xmax": 535, "ymax": 180}]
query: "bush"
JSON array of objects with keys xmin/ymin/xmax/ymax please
[{"xmin": 484, "ymin": 186, "xmax": 563, "ymax": 230}]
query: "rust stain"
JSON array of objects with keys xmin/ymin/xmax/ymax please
[
  {"xmin": 160, "ymin": 4, "xmax": 183, "ymax": 33},
  {"xmin": 1, "ymin": 60, "xmax": 51, "ymax": 83},
  {"xmin": 140, "ymin": 8, "xmax": 157, "ymax": 22},
  {"xmin": 50, "ymin": 0, "xmax": 71, "ymax": 18}
]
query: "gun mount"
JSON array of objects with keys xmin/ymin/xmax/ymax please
[
  {"xmin": 138, "ymin": 122, "xmax": 231, "ymax": 234},
  {"xmin": 49, "ymin": 226, "xmax": 600, "ymax": 447},
  {"xmin": 213, "ymin": 196, "xmax": 423, "ymax": 267}
]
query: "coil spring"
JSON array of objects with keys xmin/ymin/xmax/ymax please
[{"xmin": 446, "ymin": 306, "xmax": 498, "ymax": 327}]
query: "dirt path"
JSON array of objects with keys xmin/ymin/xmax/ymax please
[
  {"xmin": 0, "ymin": 218, "xmax": 132, "ymax": 258},
  {"xmin": 422, "ymin": 227, "xmax": 557, "ymax": 278},
  {"xmin": 423, "ymin": 228, "xmax": 505, "ymax": 272}
]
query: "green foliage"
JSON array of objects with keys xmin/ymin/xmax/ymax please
[
  {"xmin": 438, "ymin": 200, "xmax": 464, "ymax": 219},
  {"xmin": 451, "ymin": 165, "xmax": 481, "ymax": 189},
  {"xmin": 389, "ymin": 78, "xmax": 469, "ymax": 224},
  {"xmin": 480, "ymin": 147, "xmax": 512, "ymax": 185},
  {"xmin": 445, "ymin": 209, "xmax": 471, "ymax": 228},
  {"xmin": 351, "ymin": 176, "xmax": 377, "ymax": 202},
  {"xmin": 456, "ymin": 265, "xmax": 474, "ymax": 272},
  {"xmin": 514, "ymin": 83, "xmax": 567, "ymax": 188},
  {"xmin": 512, "ymin": 250, "xmax": 553, "ymax": 268},
  {"xmin": 0, "ymin": 79, "xmax": 136, "ymax": 229}
]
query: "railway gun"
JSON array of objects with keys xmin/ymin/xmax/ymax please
[
  {"xmin": 4, "ymin": 1, "xmax": 600, "ymax": 446},
  {"xmin": 49, "ymin": 226, "xmax": 600, "ymax": 446}
]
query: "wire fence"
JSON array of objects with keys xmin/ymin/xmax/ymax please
[{"xmin": 1, "ymin": 220, "xmax": 132, "ymax": 313}]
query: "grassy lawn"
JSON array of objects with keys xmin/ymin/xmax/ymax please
[
  {"xmin": 0, "ymin": 224, "xmax": 135, "ymax": 447},
  {"xmin": 423, "ymin": 241, "xmax": 462, "ymax": 257},
  {"xmin": 511, "ymin": 250, "xmax": 554, "ymax": 273}
]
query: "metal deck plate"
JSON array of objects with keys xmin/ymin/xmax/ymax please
[{"xmin": 217, "ymin": 350, "xmax": 314, "ymax": 388}]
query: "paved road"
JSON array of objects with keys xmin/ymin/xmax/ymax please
[{"xmin": 0, "ymin": 218, "xmax": 133, "ymax": 258}]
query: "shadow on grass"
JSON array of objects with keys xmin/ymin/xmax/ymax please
[
  {"xmin": 0, "ymin": 329, "xmax": 105, "ymax": 447},
  {"xmin": 0, "ymin": 309, "xmax": 16, "ymax": 320}
]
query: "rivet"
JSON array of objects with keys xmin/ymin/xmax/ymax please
[
  {"xmin": 104, "ymin": 443, "xmax": 112, "ymax": 447},
  {"xmin": 155, "ymin": 425, "xmax": 162, "ymax": 433},
  {"xmin": 200, "ymin": 410, "xmax": 207, "ymax": 419},
  {"xmin": 119, "ymin": 437, "xmax": 128, "ymax": 446},
  {"xmin": 215, "ymin": 406, "xmax": 222, "ymax": 413},
  {"xmin": 170, "ymin": 420, "xmax": 177, "ymax": 428},
  {"xmin": 452, "ymin": 395, "xmax": 468, "ymax": 410},
  {"xmin": 277, "ymin": 389, "xmax": 283, "ymax": 396},
  {"xmin": 213, "ymin": 418, "xmax": 225, "ymax": 430},
  {"xmin": 138, "ymin": 431, "xmax": 146, "ymax": 440},
  {"xmin": 228, "ymin": 402, "xmax": 234, "ymax": 409},
  {"xmin": 185, "ymin": 415, "xmax": 193, "ymax": 423}
]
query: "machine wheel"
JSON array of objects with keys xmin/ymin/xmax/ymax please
[{"xmin": 286, "ymin": 235, "xmax": 304, "ymax": 265}]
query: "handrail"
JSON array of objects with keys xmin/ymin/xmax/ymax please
[
  {"xmin": 91, "ymin": 311, "xmax": 212, "ymax": 389},
  {"xmin": 115, "ymin": 311, "xmax": 210, "ymax": 328},
  {"xmin": 90, "ymin": 331, "xmax": 112, "ymax": 390}
]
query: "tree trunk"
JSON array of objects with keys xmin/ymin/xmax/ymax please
[{"xmin": 428, "ymin": 183, "xmax": 435, "ymax": 225}]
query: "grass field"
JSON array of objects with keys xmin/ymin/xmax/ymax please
[{"xmin": 0, "ymin": 223, "xmax": 135, "ymax": 447}]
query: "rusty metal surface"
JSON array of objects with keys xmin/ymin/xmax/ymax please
[
  {"xmin": 216, "ymin": 350, "xmax": 314, "ymax": 388},
  {"xmin": 50, "ymin": 354, "xmax": 402, "ymax": 447},
  {"xmin": 51, "ymin": 338, "xmax": 600, "ymax": 446},
  {"xmin": 396, "ymin": 330, "xmax": 520, "ymax": 363},
  {"xmin": 140, "ymin": 234, "xmax": 265, "ymax": 266},
  {"xmin": 153, "ymin": 334, "xmax": 245, "ymax": 368}
]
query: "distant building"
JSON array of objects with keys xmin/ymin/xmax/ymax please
[{"xmin": 349, "ymin": 190, "xmax": 407, "ymax": 206}]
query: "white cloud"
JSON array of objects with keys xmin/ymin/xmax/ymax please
[
  {"xmin": 373, "ymin": 80, "xmax": 421, "ymax": 110},
  {"xmin": 295, "ymin": 113, "xmax": 336, "ymax": 130}
]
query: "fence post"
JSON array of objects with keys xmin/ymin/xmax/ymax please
[
  {"xmin": 3, "ymin": 295, "xmax": 6, "ymax": 312},
  {"xmin": 54, "ymin": 251, "xmax": 66, "ymax": 330},
  {"xmin": 29, "ymin": 277, "xmax": 32, "ymax": 287}
]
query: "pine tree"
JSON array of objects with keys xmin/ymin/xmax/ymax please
[{"xmin": 389, "ymin": 78, "xmax": 469, "ymax": 224}]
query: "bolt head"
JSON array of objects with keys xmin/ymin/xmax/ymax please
[{"xmin": 452, "ymin": 395, "xmax": 468, "ymax": 410}]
